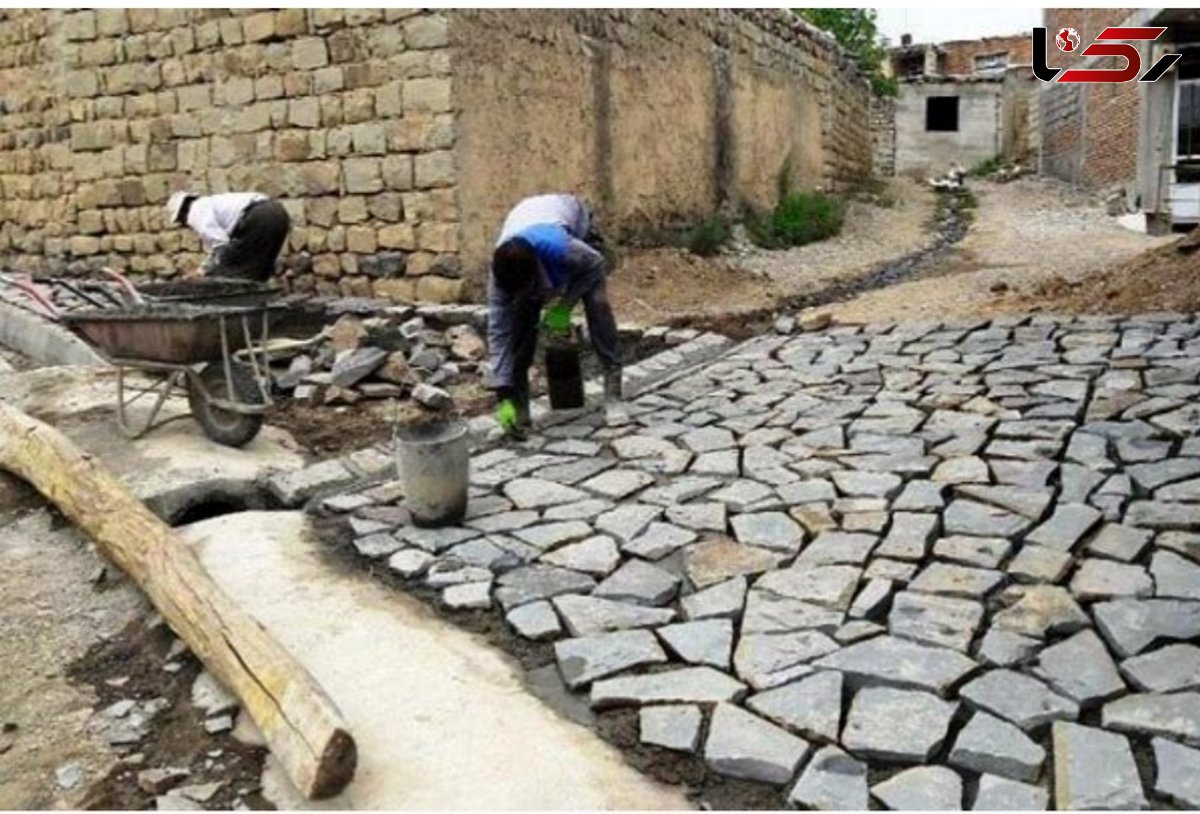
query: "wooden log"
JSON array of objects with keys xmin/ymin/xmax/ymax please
[{"xmin": 0, "ymin": 403, "xmax": 356, "ymax": 798}]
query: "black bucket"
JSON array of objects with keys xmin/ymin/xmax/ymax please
[{"xmin": 545, "ymin": 342, "xmax": 585, "ymax": 410}]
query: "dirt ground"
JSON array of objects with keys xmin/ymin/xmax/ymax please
[
  {"xmin": 609, "ymin": 177, "xmax": 934, "ymax": 326},
  {"xmin": 827, "ymin": 176, "xmax": 1176, "ymax": 324}
]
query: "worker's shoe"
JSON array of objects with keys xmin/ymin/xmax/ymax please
[{"xmin": 603, "ymin": 367, "xmax": 624, "ymax": 403}]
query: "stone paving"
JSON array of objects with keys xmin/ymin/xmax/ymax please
[{"xmin": 326, "ymin": 314, "xmax": 1200, "ymax": 809}]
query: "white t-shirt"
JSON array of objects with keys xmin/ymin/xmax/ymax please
[
  {"xmin": 496, "ymin": 194, "xmax": 590, "ymax": 246},
  {"xmin": 185, "ymin": 192, "xmax": 267, "ymax": 249}
]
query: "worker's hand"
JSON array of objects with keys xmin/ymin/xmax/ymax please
[
  {"xmin": 540, "ymin": 300, "xmax": 573, "ymax": 337},
  {"xmin": 495, "ymin": 398, "xmax": 520, "ymax": 434},
  {"xmin": 182, "ymin": 267, "xmax": 204, "ymax": 280}
]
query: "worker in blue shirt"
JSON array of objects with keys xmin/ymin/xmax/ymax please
[{"xmin": 487, "ymin": 194, "xmax": 622, "ymax": 437}]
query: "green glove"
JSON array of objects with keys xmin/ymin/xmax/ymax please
[
  {"xmin": 495, "ymin": 399, "xmax": 519, "ymax": 433},
  {"xmin": 540, "ymin": 300, "xmax": 572, "ymax": 335}
]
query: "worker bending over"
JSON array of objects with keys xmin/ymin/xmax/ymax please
[
  {"xmin": 166, "ymin": 192, "xmax": 290, "ymax": 282},
  {"xmin": 487, "ymin": 193, "xmax": 622, "ymax": 437}
]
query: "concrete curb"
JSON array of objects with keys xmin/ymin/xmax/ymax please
[{"xmin": 0, "ymin": 301, "xmax": 107, "ymax": 368}]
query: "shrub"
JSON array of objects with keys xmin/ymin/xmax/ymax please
[
  {"xmin": 969, "ymin": 155, "xmax": 1004, "ymax": 178},
  {"xmin": 686, "ymin": 214, "xmax": 732, "ymax": 257},
  {"xmin": 746, "ymin": 191, "xmax": 846, "ymax": 249}
]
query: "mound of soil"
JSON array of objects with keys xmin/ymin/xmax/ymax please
[{"xmin": 1014, "ymin": 227, "xmax": 1200, "ymax": 314}]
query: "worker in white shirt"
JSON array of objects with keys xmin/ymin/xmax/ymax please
[{"xmin": 165, "ymin": 192, "xmax": 290, "ymax": 282}]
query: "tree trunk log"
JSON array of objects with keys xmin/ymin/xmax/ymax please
[{"xmin": 0, "ymin": 403, "xmax": 356, "ymax": 799}]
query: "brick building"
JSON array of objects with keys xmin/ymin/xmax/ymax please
[
  {"xmin": 0, "ymin": 9, "xmax": 873, "ymax": 301},
  {"xmin": 1039, "ymin": 8, "xmax": 1200, "ymax": 228}
]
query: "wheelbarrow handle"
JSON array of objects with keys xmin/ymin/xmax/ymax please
[
  {"xmin": 1, "ymin": 276, "xmax": 61, "ymax": 321},
  {"xmin": 100, "ymin": 267, "xmax": 145, "ymax": 305}
]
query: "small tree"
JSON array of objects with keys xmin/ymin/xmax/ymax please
[{"xmin": 793, "ymin": 8, "xmax": 897, "ymax": 97}]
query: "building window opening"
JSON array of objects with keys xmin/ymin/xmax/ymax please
[
  {"xmin": 926, "ymin": 96, "xmax": 959, "ymax": 132},
  {"xmin": 974, "ymin": 52, "xmax": 1008, "ymax": 75}
]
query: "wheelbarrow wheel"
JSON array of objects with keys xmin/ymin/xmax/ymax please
[{"xmin": 188, "ymin": 361, "xmax": 265, "ymax": 448}]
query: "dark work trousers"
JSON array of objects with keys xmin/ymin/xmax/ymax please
[{"xmin": 207, "ymin": 200, "xmax": 290, "ymax": 282}]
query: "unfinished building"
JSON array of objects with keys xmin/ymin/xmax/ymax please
[{"xmin": 0, "ymin": 9, "xmax": 872, "ymax": 302}]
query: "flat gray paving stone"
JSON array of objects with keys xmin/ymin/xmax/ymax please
[
  {"xmin": 551, "ymin": 594, "xmax": 675, "ymax": 637},
  {"xmin": 910, "ymin": 562, "xmax": 1004, "ymax": 599},
  {"xmin": 709, "ymin": 479, "xmax": 776, "ymax": 512},
  {"xmin": 1007, "ymin": 544, "xmax": 1073, "ymax": 584},
  {"xmin": 842, "ymin": 685, "xmax": 958, "ymax": 764},
  {"xmin": 727, "ymin": 513, "xmax": 806, "ymax": 558},
  {"xmin": 1051, "ymin": 721, "xmax": 1147, "ymax": 810},
  {"xmin": 889, "ymin": 590, "xmax": 983, "ymax": 652},
  {"xmin": 849, "ymin": 578, "xmax": 894, "ymax": 620},
  {"xmin": 424, "ymin": 561, "xmax": 494, "ymax": 588},
  {"xmin": 874, "ymin": 512, "xmax": 939, "ymax": 560},
  {"xmin": 494, "ymin": 565, "xmax": 597, "ymax": 611},
  {"xmin": 385, "ymin": 547, "xmax": 433, "ymax": 578},
  {"xmin": 949, "ymin": 710, "xmax": 1045, "ymax": 782},
  {"xmin": 1069, "ymin": 558, "xmax": 1153, "ymax": 600},
  {"xmin": 746, "ymin": 670, "xmax": 842, "ymax": 743},
  {"xmin": 831, "ymin": 470, "xmax": 902, "ymax": 498},
  {"xmin": 1025, "ymin": 503, "xmax": 1102, "ymax": 552},
  {"xmin": 892, "ymin": 480, "xmax": 947, "ymax": 511},
  {"xmin": 505, "ymin": 600, "xmax": 561, "ymax": 640},
  {"xmin": 797, "ymin": 531, "xmax": 879, "ymax": 566},
  {"xmin": 1093, "ymin": 598, "xmax": 1200, "ymax": 657},
  {"xmin": 1158, "ymin": 531, "xmax": 1200, "ymax": 562},
  {"xmin": 579, "ymin": 468, "xmax": 655, "ymax": 500},
  {"xmin": 960, "ymin": 669, "xmax": 1079, "ymax": 731},
  {"xmin": 442, "ymin": 581, "xmax": 492, "ymax": 610},
  {"xmin": 944, "ymin": 499, "xmax": 1031, "ymax": 538},
  {"xmin": 734, "ymin": 631, "xmax": 840, "ymax": 690},
  {"xmin": 641, "ymin": 476, "xmax": 722, "ymax": 506},
  {"xmin": 353, "ymin": 532, "xmax": 404, "ymax": 559},
  {"xmin": 594, "ymin": 559, "xmax": 680, "ymax": 606},
  {"xmin": 639, "ymin": 705, "xmax": 703, "ymax": 753},
  {"xmin": 992, "ymin": 585, "xmax": 1089, "ymax": 639},
  {"xmin": 594, "ymin": 504, "xmax": 662, "ymax": 543},
  {"xmin": 871, "ymin": 765, "xmax": 963, "ymax": 811},
  {"xmin": 1033, "ymin": 629, "xmax": 1127, "ymax": 706},
  {"xmin": 932, "ymin": 455, "xmax": 990, "ymax": 484},
  {"xmin": 754, "ymin": 564, "xmax": 861, "ymax": 610},
  {"xmin": 1126, "ymin": 500, "xmax": 1200, "ymax": 530},
  {"xmin": 976, "ymin": 628, "xmax": 1040, "ymax": 667},
  {"xmin": 1127, "ymin": 457, "xmax": 1200, "ymax": 491},
  {"xmin": 777, "ymin": 479, "xmax": 837, "ymax": 505},
  {"xmin": 1150, "ymin": 404, "xmax": 1200, "ymax": 436},
  {"xmin": 1120, "ymin": 643, "xmax": 1200, "ymax": 692},
  {"xmin": 991, "ymin": 459, "xmax": 1057, "ymax": 489},
  {"xmin": 656, "ymin": 619, "xmax": 733, "ymax": 669},
  {"xmin": 1101, "ymin": 691, "xmax": 1200, "ymax": 746},
  {"xmin": 741, "ymin": 591, "xmax": 844, "ymax": 635},
  {"xmin": 680, "ymin": 576, "xmax": 747, "ymax": 621},
  {"xmin": 445, "ymin": 537, "xmax": 525, "ymax": 570},
  {"xmin": 680, "ymin": 426, "xmax": 737, "ymax": 454},
  {"xmin": 682, "ymin": 540, "xmax": 783, "ymax": 590},
  {"xmin": 1159, "ymin": 476, "xmax": 1200, "ymax": 501},
  {"xmin": 704, "ymin": 702, "xmax": 810, "ymax": 786},
  {"xmin": 539, "ymin": 535, "xmax": 621, "ymax": 576},
  {"xmin": 535, "ymin": 458, "xmax": 616, "ymax": 486},
  {"xmin": 815, "ymin": 634, "xmax": 976, "ymax": 694},
  {"xmin": 554, "ymin": 629, "xmax": 667, "ymax": 689},
  {"xmin": 933, "ymin": 535, "xmax": 1012, "ymax": 568},
  {"xmin": 665, "ymin": 502, "xmax": 726, "ymax": 533},
  {"xmin": 502, "ymin": 478, "xmax": 588, "ymax": 509},
  {"xmin": 465, "ymin": 509, "xmax": 540, "ymax": 533},
  {"xmin": 972, "ymin": 774, "xmax": 1049, "ymax": 811},
  {"xmin": 512, "ymin": 521, "xmax": 594, "ymax": 551},
  {"xmin": 864, "ymin": 558, "xmax": 918, "ymax": 583},
  {"xmin": 1152, "ymin": 737, "xmax": 1200, "ymax": 808},
  {"xmin": 590, "ymin": 666, "xmax": 748, "ymax": 709},
  {"xmin": 689, "ymin": 450, "xmax": 740, "ymax": 476},
  {"xmin": 542, "ymin": 498, "xmax": 615, "ymax": 521},
  {"xmin": 957, "ymin": 484, "xmax": 1054, "ymax": 519},
  {"xmin": 622, "ymin": 522, "xmax": 697, "ymax": 560},
  {"xmin": 787, "ymin": 745, "xmax": 868, "ymax": 810},
  {"xmin": 1151, "ymin": 550, "xmax": 1200, "ymax": 600}
]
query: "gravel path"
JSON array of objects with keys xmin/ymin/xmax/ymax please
[{"xmin": 828, "ymin": 177, "xmax": 1173, "ymax": 324}]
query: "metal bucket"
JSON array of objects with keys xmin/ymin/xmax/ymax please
[{"xmin": 394, "ymin": 419, "xmax": 469, "ymax": 527}]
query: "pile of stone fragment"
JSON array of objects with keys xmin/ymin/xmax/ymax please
[{"xmin": 270, "ymin": 309, "xmax": 487, "ymax": 411}]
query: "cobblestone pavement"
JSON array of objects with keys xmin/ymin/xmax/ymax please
[{"xmin": 330, "ymin": 313, "xmax": 1200, "ymax": 810}]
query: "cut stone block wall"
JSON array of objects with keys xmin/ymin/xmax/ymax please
[{"xmin": 0, "ymin": 9, "xmax": 873, "ymax": 301}]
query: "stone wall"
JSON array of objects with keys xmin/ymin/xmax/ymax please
[
  {"xmin": 1039, "ymin": 8, "xmax": 1140, "ymax": 190},
  {"xmin": 870, "ymin": 96, "xmax": 896, "ymax": 177},
  {"xmin": 0, "ymin": 9, "xmax": 873, "ymax": 299},
  {"xmin": 450, "ymin": 9, "xmax": 873, "ymax": 271}
]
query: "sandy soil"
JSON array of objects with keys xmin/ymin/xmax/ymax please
[{"xmin": 827, "ymin": 176, "xmax": 1175, "ymax": 324}]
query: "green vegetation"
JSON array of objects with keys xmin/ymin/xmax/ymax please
[
  {"xmin": 746, "ymin": 191, "xmax": 846, "ymax": 250},
  {"xmin": 685, "ymin": 214, "xmax": 732, "ymax": 257},
  {"xmin": 969, "ymin": 155, "xmax": 1005, "ymax": 178},
  {"xmin": 793, "ymin": 8, "xmax": 897, "ymax": 97}
]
